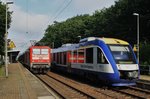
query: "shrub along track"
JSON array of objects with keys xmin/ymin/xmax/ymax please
[{"xmin": 37, "ymin": 71, "xmax": 150, "ymax": 99}]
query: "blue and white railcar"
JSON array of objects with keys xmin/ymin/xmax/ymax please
[{"xmin": 51, "ymin": 37, "xmax": 139, "ymax": 86}]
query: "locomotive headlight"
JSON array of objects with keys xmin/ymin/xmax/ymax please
[
  {"xmin": 46, "ymin": 65, "xmax": 49, "ymax": 68},
  {"xmin": 33, "ymin": 65, "xmax": 36, "ymax": 68}
]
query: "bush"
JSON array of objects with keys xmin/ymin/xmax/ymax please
[{"xmin": 140, "ymin": 43, "xmax": 150, "ymax": 65}]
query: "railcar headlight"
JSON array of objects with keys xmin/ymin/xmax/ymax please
[
  {"xmin": 132, "ymin": 71, "xmax": 138, "ymax": 78},
  {"xmin": 127, "ymin": 71, "xmax": 138, "ymax": 78},
  {"xmin": 127, "ymin": 72, "xmax": 132, "ymax": 77}
]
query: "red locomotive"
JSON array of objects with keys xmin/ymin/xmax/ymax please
[{"xmin": 18, "ymin": 46, "xmax": 51, "ymax": 73}]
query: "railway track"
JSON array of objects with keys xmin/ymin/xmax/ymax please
[
  {"xmin": 37, "ymin": 71, "xmax": 150, "ymax": 99},
  {"xmin": 111, "ymin": 86, "xmax": 150, "ymax": 99},
  {"xmin": 37, "ymin": 74, "xmax": 93, "ymax": 99},
  {"xmin": 136, "ymin": 79, "xmax": 150, "ymax": 90},
  {"xmin": 37, "ymin": 73, "xmax": 114, "ymax": 99}
]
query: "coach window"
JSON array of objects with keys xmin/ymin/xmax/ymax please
[
  {"xmin": 55, "ymin": 53, "xmax": 57, "ymax": 62},
  {"xmin": 60, "ymin": 52, "xmax": 62, "ymax": 64},
  {"xmin": 86, "ymin": 48, "xmax": 93, "ymax": 63},
  {"xmin": 53, "ymin": 53, "xmax": 56, "ymax": 61},
  {"xmin": 57, "ymin": 53, "xmax": 59, "ymax": 63},
  {"xmin": 33, "ymin": 49, "xmax": 40, "ymax": 54},
  {"xmin": 41, "ymin": 49, "xmax": 48, "ymax": 54},
  {"xmin": 97, "ymin": 48, "xmax": 108, "ymax": 64},
  {"xmin": 63, "ymin": 52, "xmax": 67, "ymax": 65}
]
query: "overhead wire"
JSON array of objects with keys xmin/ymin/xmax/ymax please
[
  {"xmin": 20, "ymin": 0, "xmax": 73, "ymax": 48},
  {"xmin": 26, "ymin": 0, "xmax": 28, "ymax": 34},
  {"xmin": 53, "ymin": 0, "xmax": 68, "ymax": 17},
  {"xmin": 50, "ymin": 0, "xmax": 73, "ymax": 23}
]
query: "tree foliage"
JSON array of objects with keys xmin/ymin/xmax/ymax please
[
  {"xmin": 39, "ymin": 0, "xmax": 150, "ymax": 64},
  {"xmin": 40, "ymin": 0, "xmax": 150, "ymax": 48},
  {"xmin": 0, "ymin": 2, "xmax": 12, "ymax": 55}
]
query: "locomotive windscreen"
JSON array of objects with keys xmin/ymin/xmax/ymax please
[{"xmin": 32, "ymin": 48, "xmax": 49, "ymax": 60}]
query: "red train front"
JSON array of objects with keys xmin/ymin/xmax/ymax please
[
  {"xmin": 18, "ymin": 46, "xmax": 51, "ymax": 73},
  {"xmin": 30, "ymin": 46, "xmax": 51, "ymax": 73}
]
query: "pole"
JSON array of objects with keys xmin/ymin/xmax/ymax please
[
  {"xmin": 137, "ymin": 14, "xmax": 139, "ymax": 64},
  {"xmin": 5, "ymin": 3, "xmax": 8, "ymax": 77},
  {"xmin": 133, "ymin": 13, "xmax": 139, "ymax": 64},
  {"xmin": 5, "ymin": 1, "xmax": 13, "ymax": 77}
]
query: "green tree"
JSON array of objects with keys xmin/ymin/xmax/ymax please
[
  {"xmin": 40, "ymin": 0, "xmax": 150, "ymax": 56},
  {"xmin": 0, "ymin": 2, "xmax": 12, "ymax": 55}
]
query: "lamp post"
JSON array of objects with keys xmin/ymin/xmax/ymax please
[
  {"xmin": 5, "ymin": 1, "xmax": 13, "ymax": 77},
  {"xmin": 78, "ymin": 36, "xmax": 81, "ymax": 41},
  {"xmin": 133, "ymin": 13, "xmax": 139, "ymax": 63}
]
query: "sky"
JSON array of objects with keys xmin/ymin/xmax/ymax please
[{"xmin": 1, "ymin": 0, "xmax": 116, "ymax": 51}]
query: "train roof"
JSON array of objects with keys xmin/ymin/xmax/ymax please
[
  {"xmin": 30, "ymin": 46, "xmax": 50, "ymax": 49},
  {"xmin": 99, "ymin": 38, "xmax": 129, "ymax": 45},
  {"xmin": 52, "ymin": 44, "xmax": 79, "ymax": 53},
  {"xmin": 79, "ymin": 37, "xmax": 129, "ymax": 45},
  {"xmin": 52, "ymin": 37, "xmax": 129, "ymax": 53}
]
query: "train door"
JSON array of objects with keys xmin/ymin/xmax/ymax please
[{"xmin": 93, "ymin": 47, "xmax": 97, "ymax": 65}]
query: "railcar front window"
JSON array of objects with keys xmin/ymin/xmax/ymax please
[
  {"xmin": 41, "ymin": 49, "xmax": 48, "ymax": 54},
  {"xmin": 109, "ymin": 45, "xmax": 136, "ymax": 64},
  {"xmin": 33, "ymin": 49, "xmax": 40, "ymax": 54}
]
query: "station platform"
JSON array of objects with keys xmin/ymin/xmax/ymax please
[
  {"xmin": 0, "ymin": 63, "xmax": 58, "ymax": 99},
  {"xmin": 140, "ymin": 75, "xmax": 150, "ymax": 81}
]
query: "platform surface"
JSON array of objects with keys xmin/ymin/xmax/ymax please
[
  {"xmin": 0, "ymin": 63, "xmax": 57, "ymax": 99},
  {"xmin": 140, "ymin": 75, "xmax": 150, "ymax": 81}
]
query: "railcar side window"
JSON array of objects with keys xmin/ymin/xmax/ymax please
[
  {"xmin": 73, "ymin": 50, "xmax": 77, "ymax": 63},
  {"xmin": 41, "ymin": 49, "xmax": 48, "ymax": 54},
  {"xmin": 78, "ymin": 49, "xmax": 85, "ymax": 63},
  {"xmin": 97, "ymin": 48, "xmax": 108, "ymax": 64},
  {"xmin": 33, "ymin": 49, "xmax": 40, "ymax": 54},
  {"xmin": 86, "ymin": 48, "xmax": 93, "ymax": 63}
]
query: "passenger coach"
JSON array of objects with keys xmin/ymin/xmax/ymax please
[{"xmin": 51, "ymin": 37, "xmax": 139, "ymax": 86}]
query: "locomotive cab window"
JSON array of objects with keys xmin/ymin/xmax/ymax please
[
  {"xmin": 97, "ymin": 48, "xmax": 108, "ymax": 64},
  {"xmin": 33, "ymin": 49, "xmax": 40, "ymax": 54},
  {"xmin": 41, "ymin": 49, "xmax": 48, "ymax": 54}
]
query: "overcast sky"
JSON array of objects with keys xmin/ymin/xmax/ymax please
[{"xmin": 1, "ymin": 0, "xmax": 116, "ymax": 50}]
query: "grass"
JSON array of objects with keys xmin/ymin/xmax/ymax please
[{"xmin": 0, "ymin": 65, "xmax": 5, "ymax": 77}]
